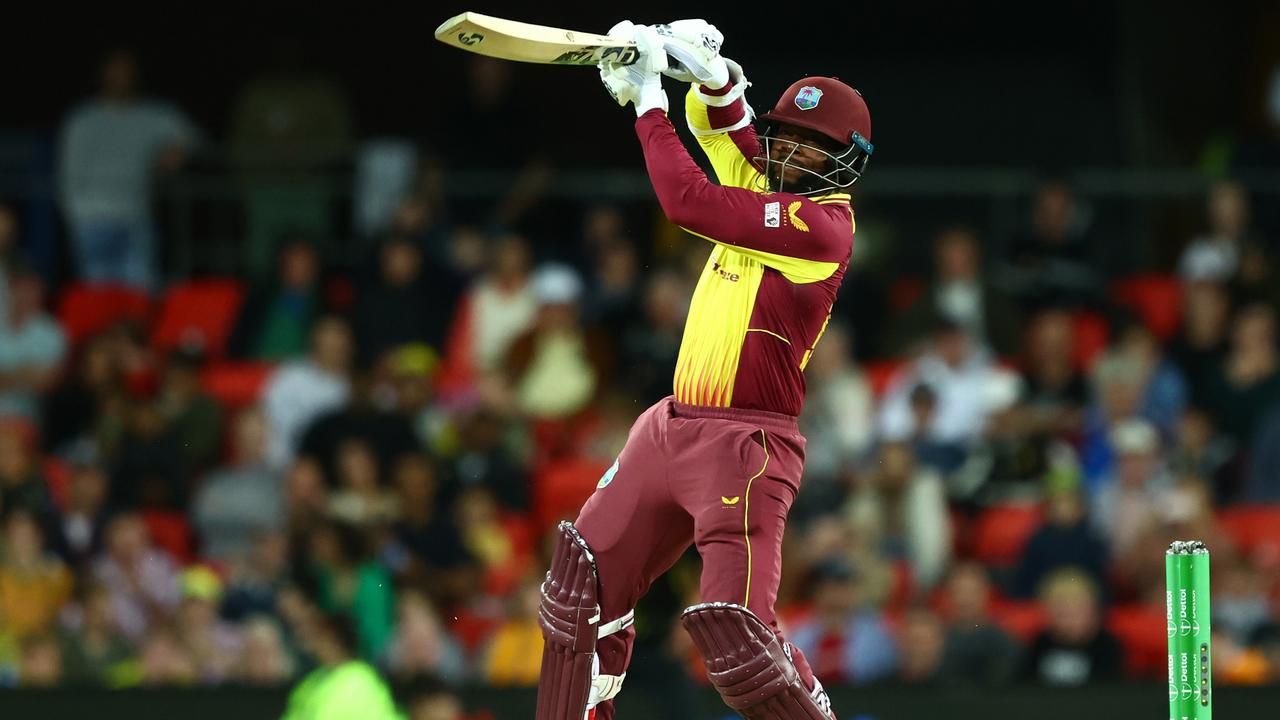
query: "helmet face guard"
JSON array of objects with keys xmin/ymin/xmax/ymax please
[{"xmin": 753, "ymin": 124, "xmax": 874, "ymax": 196}]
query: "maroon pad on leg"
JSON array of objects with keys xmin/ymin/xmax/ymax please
[
  {"xmin": 682, "ymin": 602, "xmax": 834, "ymax": 720},
  {"xmin": 536, "ymin": 521, "xmax": 601, "ymax": 720}
]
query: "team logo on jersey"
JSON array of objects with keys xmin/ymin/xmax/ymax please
[
  {"xmin": 795, "ymin": 86, "xmax": 823, "ymax": 110},
  {"xmin": 764, "ymin": 201, "xmax": 781, "ymax": 227},
  {"xmin": 597, "ymin": 458, "xmax": 620, "ymax": 489},
  {"xmin": 787, "ymin": 201, "xmax": 810, "ymax": 232}
]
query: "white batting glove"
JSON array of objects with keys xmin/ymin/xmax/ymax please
[
  {"xmin": 653, "ymin": 19, "xmax": 729, "ymax": 89},
  {"xmin": 598, "ymin": 22, "xmax": 668, "ymax": 116}
]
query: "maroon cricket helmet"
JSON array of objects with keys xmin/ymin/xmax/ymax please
[{"xmin": 760, "ymin": 76, "xmax": 872, "ymax": 153}]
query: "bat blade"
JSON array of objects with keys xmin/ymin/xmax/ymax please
[{"xmin": 434, "ymin": 11, "xmax": 638, "ymax": 66}]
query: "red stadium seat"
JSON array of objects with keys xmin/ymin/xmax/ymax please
[
  {"xmin": 532, "ymin": 459, "xmax": 610, "ymax": 534},
  {"xmin": 142, "ymin": 510, "xmax": 194, "ymax": 564},
  {"xmin": 1217, "ymin": 506, "xmax": 1280, "ymax": 555},
  {"xmin": 57, "ymin": 284, "xmax": 151, "ymax": 345},
  {"xmin": 199, "ymin": 361, "xmax": 274, "ymax": 408},
  {"xmin": 864, "ymin": 359, "xmax": 907, "ymax": 398},
  {"xmin": 1072, "ymin": 312, "xmax": 1109, "ymax": 371},
  {"xmin": 150, "ymin": 280, "xmax": 245, "ymax": 358},
  {"xmin": 970, "ymin": 503, "xmax": 1044, "ymax": 566},
  {"xmin": 1111, "ymin": 274, "xmax": 1181, "ymax": 341},
  {"xmin": 989, "ymin": 598, "xmax": 1047, "ymax": 642},
  {"xmin": 1106, "ymin": 603, "xmax": 1166, "ymax": 677},
  {"xmin": 889, "ymin": 276, "xmax": 924, "ymax": 312},
  {"xmin": 43, "ymin": 457, "xmax": 71, "ymax": 511}
]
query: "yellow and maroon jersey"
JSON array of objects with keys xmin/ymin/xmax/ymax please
[{"xmin": 633, "ymin": 82, "xmax": 855, "ymax": 417}]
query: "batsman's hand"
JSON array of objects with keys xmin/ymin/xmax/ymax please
[
  {"xmin": 652, "ymin": 19, "xmax": 730, "ymax": 89},
  {"xmin": 598, "ymin": 21, "xmax": 669, "ymax": 116}
]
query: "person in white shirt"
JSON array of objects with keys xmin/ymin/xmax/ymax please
[
  {"xmin": 263, "ymin": 316, "xmax": 353, "ymax": 468},
  {"xmin": 879, "ymin": 316, "xmax": 1018, "ymax": 446},
  {"xmin": 0, "ymin": 265, "xmax": 66, "ymax": 421},
  {"xmin": 57, "ymin": 48, "xmax": 198, "ymax": 290}
]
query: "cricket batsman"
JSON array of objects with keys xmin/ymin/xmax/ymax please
[{"xmin": 536, "ymin": 19, "xmax": 873, "ymax": 720}]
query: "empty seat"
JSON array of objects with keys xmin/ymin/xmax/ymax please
[
  {"xmin": 971, "ymin": 503, "xmax": 1044, "ymax": 566},
  {"xmin": 57, "ymin": 284, "xmax": 151, "ymax": 345},
  {"xmin": 199, "ymin": 361, "xmax": 274, "ymax": 408},
  {"xmin": 1217, "ymin": 505, "xmax": 1280, "ymax": 554},
  {"xmin": 1111, "ymin": 274, "xmax": 1181, "ymax": 340},
  {"xmin": 151, "ymin": 280, "xmax": 245, "ymax": 358}
]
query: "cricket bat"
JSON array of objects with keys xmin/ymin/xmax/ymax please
[{"xmin": 434, "ymin": 11, "xmax": 639, "ymax": 66}]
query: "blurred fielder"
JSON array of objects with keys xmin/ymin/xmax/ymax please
[{"xmin": 536, "ymin": 19, "xmax": 874, "ymax": 720}]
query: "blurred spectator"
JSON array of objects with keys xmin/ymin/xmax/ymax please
[
  {"xmin": 1079, "ymin": 353, "xmax": 1147, "ymax": 488},
  {"xmin": 158, "ymin": 349, "xmax": 222, "ymax": 473},
  {"xmin": 1012, "ymin": 479, "xmax": 1109, "ymax": 600},
  {"xmin": 0, "ymin": 263, "xmax": 67, "ymax": 422},
  {"xmin": 938, "ymin": 562, "xmax": 1019, "ymax": 685},
  {"xmin": 230, "ymin": 38, "xmax": 352, "ymax": 275},
  {"xmin": 1179, "ymin": 180, "xmax": 1277, "ymax": 308},
  {"xmin": 326, "ymin": 437, "xmax": 397, "ymax": 528},
  {"xmin": 92, "ymin": 512, "xmax": 181, "ymax": 642},
  {"xmin": 1246, "ymin": 404, "xmax": 1280, "ymax": 501},
  {"xmin": 192, "ymin": 407, "xmax": 283, "ymax": 566},
  {"xmin": 18, "ymin": 634, "xmax": 63, "ymax": 686},
  {"xmin": 296, "ymin": 375, "xmax": 418, "ymax": 485},
  {"xmin": 585, "ymin": 237, "xmax": 642, "ymax": 330},
  {"xmin": 619, "ymin": 269, "xmax": 687, "ymax": 405},
  {"xmin": 1112, "ymin": 314, "xmax": 1187, "ymax": 437},
  {"xmin": 787, "ymin": 557, "xmax": 898, "ymax": 685},
  {"xmin": 228, "ymin": 238, "xmax": 325, "ymax": 361},
  {"xmin": 47, "ymin": 444, "xmax": 111, "ymax": 568},
  {"xmin": 388, "ymin": 453, "xmax": 477, "ymax": 607},
  {"xmin": 892, "ymin": 226, "xmax": 1020, "ymax": 356},
  {"xmin": 174, "ymin": 566, "xmax": 242, "ymax": 683},
  {"xmin": 443, "ymin": 408, "xmax": 528, "ymax": 512},
  {"xmin": 237, "ymin": 615, "xmax": 295, "ymax": 686},
  {"xmin": 436, "ymin": 56, "xmax": 551, "ymax": 231},
  {"xmin": 305, "ymin": 521, "xmax": 394, "ymax": 662},
  {"xmin": 0, "ymin": 420, "xmax": 52, "ymax": 516},
  {"xmin": 479, "ymin": 576, "xmax": 543, "ymax": 686},
  {"xmin": 110, "ymin": 397, "xmax": 186, "ymax": 510},
  {"xmin": 57, "ymin": 48, "xmax": 197, "ymax": 289},
  {"xmin": 221, "ymin": 531, "xmax": 290, "ymax": 622},
  {"xmin": 387, "ymin": 589, "xmax": 467, "ymax": 683},
  {"xmin": 879, "ymin": 317, "xmax": 1016, "ymax": 452},
  {"xmin": 896, "ymin": 606, "xmax": 947, "ymax": 685},
  {"xmin": 1002, "ymin": 179, "xmax": 1100, "ymax": 306},
  {"xmin": 0, "ymin": 203, "xmax": 16, "ymax": 320},
  {"xmin": 379, "ymin": 344, "xmax": 454, "ymax": 458},
  {"xmin": 1201, "ymin": 303, "xmax": 1280, "ymax": 447},
  {"xmin": 1019, "ymin": 569, "xmax": 1123, "ymax": 686},
  {"xmin": 1212, "ymin": 627, "xmax": 1273, "ymax": 686},
  {"xmin": 1169, "ymin": 406, "xmax": 1235, "ymax": 493},
  {"xmin": 264, "ymin": 315, "xmax": 353, "ymax": 468},
  {"xmin": 1213, "ymin": 557, "xmax": 1273, "ymax": 646},
  {"xmin": 1090, "ymin": 419, "xmax": 1174, "ymax": 557},
  {"xmin": 1008, "ymin": 308, "xmax": 1087, "ymax": 435},
  {"xmin": 845, "ymin": 442, "xmax": 951, "ymax": 590},
  {"xmin": 0, "ymin": 509, "xmax": 73, "ymax": 641},
  {"xmin": 409, "ymin": 689, "xmax": 465, "ymax": 720},
  {"xmin": 798, "ymin": 321, "xmax": 874, "ymax": 502},
  {"xmin": 284, "ymin": 457, "xmax": 330, "ymax": 537},
  {"xmin": 58, "ymin": 583, "xmax": 132, "ymax": 685},
  {"xmin": 454, "ymin": 486, "xmax": 520, "ymax": 586},
  {"xmin": 494, "ymin": 263, "xmax": 609, "ymax": 421},
  {"xmin": 283, "ymin": 613, "xmax": 401, "ymax": 720},
  {"xmin": 138, "ymin": 624, "xmax": 197, "ymax": 686},
  {"xmin": 354, "ymin": 235, "xmax": 459, "ymax": 368},
  {"xmin": 41, "ymin": 333, "xmax": 124, "ymax": 453},
  {"xmin": 440, "ymin": 234, "xmax": 537, "ymax": 393},
  {"xmin": 1169, "ymin": 279, "xmax": 1232, "ymax": 404}
]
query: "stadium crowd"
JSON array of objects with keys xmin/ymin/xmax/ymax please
[{"xmin": 2, "ymin": 47, "xmax": 1280, "ymax": 718}]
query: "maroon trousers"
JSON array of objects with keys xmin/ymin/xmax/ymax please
[{"xmin": 574, "ymin": 396, "xmax": 821, "ymax": 717}]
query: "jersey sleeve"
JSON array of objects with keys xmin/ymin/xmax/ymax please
[
  {"xmin": 636, "ymin": 109, "xmax": 849, "ymax": 282},
  {"xmin": 684, "ymin": 82, "xmax": 764, "ymax": 191}
]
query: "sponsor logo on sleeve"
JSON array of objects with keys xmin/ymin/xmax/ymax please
[
  {"xmin": 787, "ymin": 201, "xmax": 810, "ymax": 232},
  {"xmin": 597, "ymin": 458, "xmax": 620, "ymax": 489},
  {"xmin": 764, "ymin": 201, "xmax": 780, "ymax": 228}
]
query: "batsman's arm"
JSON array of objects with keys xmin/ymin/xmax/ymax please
[
  {"xmin": 685, "ymin": 81, "xmax": 765, "ymax": 190},
  {"xmin": 636, "ymin": 109, "xmax": 846, "ymax": 280}
]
